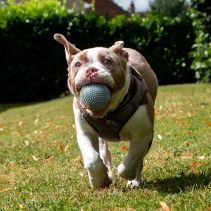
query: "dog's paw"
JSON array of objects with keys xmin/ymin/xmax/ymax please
[
  {"xmin": 89, "ymin": 172, "xmax": 112, "ymax": 189},
  {"xmin": 118, "ymin": 164, "xmax": 136, "ymax": 180},
  {"xmin": 92, "ymin": 177, "xmax": 112, "ymax": 189},
  {"xmin": 126, "ymin": 180, "xmax": 141, "ymax": 188}
]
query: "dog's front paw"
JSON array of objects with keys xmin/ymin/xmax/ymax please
[
  {"xmin": 118, "ymin": 163, "xmax": 136, "ymax": 180},
  {"xmin": 126, "ymin": 180, "xmax": 141, "ymax": 188},
  {"xmin": 89, "ymin": 172, "xmax": 112, "ymax": 189}
]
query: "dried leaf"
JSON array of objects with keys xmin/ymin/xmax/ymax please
[
  {"xmin": 198, "ymin": 155, "xmax": 205, "ymax": 160},
  {"xmin": 43, "ymin": 155, "xmax": 54, "ymax": 163},
  {"xmin": 12, "ymin": 131, "xmax": 20, "ymax": 137},
  {"xmin": 34, "ymin": 118, "xmax": 39, "ymax": 126},
  {"xmin": 46, "ymin": 144, "xmax": 52, "ymax": 149},
  {"xmin": 19, "ymin": 204, "xmax": 24, "ymax": 209},
  {"xmin": 113, "ymin": 208, "xmax": 135, "ymax": 211},
  {"xmin": 163, "ymin": 151, "xmax": 169, "ymax": 157},
  {"xmin": 183, "ymin": 142, "xmax": 189, "ymax": 146},
  {"xmin": 205, "ymin": 120, "xmax": 211, "ymax": 127},
  {"xmin": 0, "ymin": 188, "xmax": 12, "ymax": 193},
  {"xmin": 158, "ymin": 134, "xmax": 163, "ymax": 140},
  {"xmin": 24, "ymin": 140, "xmax": 29, "ymax": 146},
  {"xmin": 184, "ymin": 129, "xmax": 191, "ymax": 134},
  {"xmin": 160, "ymin": 201, "xmax": 171, "ymax": 211},
  {"xmin": 64, "ymin": 145, "xmax": 69, "ymax": 152},
  {"xmin": 72, "ymin": 124, "xmax": 75, "ymax": 128},
  {"xmin": 18, "ymin": 121, "xmax": 22, "ymax": 126},
  {"xmin": 207, "ymin": 208, "xmax": 211, "ymax": 211},
  {"xmin": 189, "ymin": 162, "xmax": 205, "ymax": 168},
  {"xmin": 181, "ymin": 153, "xmax": 193, "ymax": 159},
  {"xmin": 121, "ymin": 145, "xmax": 129, "ymax": 151},
  {"xmin": 31, "ymin": 155, "xmax": 39, "ymax": 161},
  {"xmin": 58, "ymin": 144, "xmax": 64, "ymax": 152}
]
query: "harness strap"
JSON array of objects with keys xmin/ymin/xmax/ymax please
[{"xmin": 77, "ymin": 66, "xmax": 148, "ymax": 142}]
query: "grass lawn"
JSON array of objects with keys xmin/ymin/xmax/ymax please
[{"xmin": 0, "ymin": 84, "xmax": 211, "ymax": 211}]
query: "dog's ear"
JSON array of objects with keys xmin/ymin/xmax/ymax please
[
  {"xmin": 109, "ymin": 41, "xmax": 128, "ymax": 61},
  {"xmin": 54, "ymin": 33, "xmax": 80, "ymax": 63}
]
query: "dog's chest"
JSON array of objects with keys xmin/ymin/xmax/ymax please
[{"xmin": 78, "ymin": 74, "xmax": 148, "ymax": 142}]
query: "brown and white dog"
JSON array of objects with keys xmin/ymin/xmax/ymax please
[{"xmin": 54, "ymin": 33, "xmax": 158, "ymax": 189}]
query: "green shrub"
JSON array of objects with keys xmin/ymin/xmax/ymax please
[
  {"xmin": 189, "ymin": 0, "xmax": 211, "ymax": 83},
  {"xmin": 0, "ymin": 0, "xmax": 71, "ymax": 102},
  {"xmin": 0, "ymin": 0, "xmax": 196, "ymax": 103},
  {"xmin": 108, "ymin": 14, "xmax": 196, "ymax": 85}
]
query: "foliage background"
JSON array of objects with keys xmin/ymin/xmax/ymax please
[
  {"xmin": 0, "ymin": 0, "xmax": 209, "ymax": 103},
  {"xmin": 190, "ymin": 0, "xmax": 211, "ymax": 83}
]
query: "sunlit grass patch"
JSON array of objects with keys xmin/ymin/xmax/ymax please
[{"xmin": 0, "ymin": 84, "xmax": 211, "ymax": 210}]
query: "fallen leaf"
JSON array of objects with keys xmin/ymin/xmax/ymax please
[
  {"xmin": 121, "ymin": 145, "xmax": 129, "ymax": 151},
  {"xmin": 0, "ymin": 188, "xmax": 12, "ymax": 193},
  {"xmin": 207, "ymin": 208, "xmax": 211, "ymax": 211},
  {"xmin": 12, "ymin": 131, "xmax": 21, "ymax": 137},
  {"xmin": 184, "ymin": 129, "xmax": 191, "ymax": 134},
  {"xmin": 72, "ymin": 156, "xmax": 82, "ymax": 161},
  {"xmin": 163, "ymin": 151, "xmax": 169, "ymax": 157},
  {"xmin": 43, "ymin": 155, "xmax": 54, "ymax": 163},
  {"xmin": 189, "ymin": 162, "xmax": 205, "ymax": 168},
  {"xmin": 58, "ymin": 144, "xmax": 64, "ymax": 152},
  {"xmin": 24, "ymin": 140, "xmax": 29, "ymax": 146},
  {"xmin": 155, "ymin": 110, "xmax": 161, "ymax": 116},
  {"xmin": 18, "ymin": 121, "xmax": 22, "ymax": 126},
  {"xmin": 72, "ymin": 124, "xmax": 75, "ymax": 128},
  {"xmin": 46, "ymin": 144, "xmax": 52, "ymax": 149},
  {"xmin": 183, "ymin": 141, "xmax": 189, "ymax": 146},
  {"xmin": 181, "ymin": 153, "xmax": 193, "ymax": 159},
  {"xmin": 34, "ymin": 118, "xmax": 39, "ymax": 126},
  {"xmin": 160, "ymin": 201, "xmax": 171, "ymax": 211},
  {"xmin": 31, "ymin": 155, "xmax": 39, "ymax": 161},
  {"xmin": 19, "ymin": 204, "xmax": 24, "ymax": 209},
  {"xmin": 65, "ymin": 145, "xmax": 69, "ymax": 152},
  {"xmin": 158, "ymin": 134, "xmax": 163, "ymax": 140},
  {"xmin": 198, "ymin": 155, "xmax": 205, "ymax": 160},
  {"xmin": 205, "ymin": 120, "xmax": 211, "ymax": 127}
]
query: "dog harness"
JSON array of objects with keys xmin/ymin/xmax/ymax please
[{"xmin": 77, "ymin": 66, "xmax": 148, "ymax": 142}]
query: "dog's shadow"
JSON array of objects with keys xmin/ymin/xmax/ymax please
[{"xmin": 143, "ymin": 170, "xmax": 211, "ymax": 194}]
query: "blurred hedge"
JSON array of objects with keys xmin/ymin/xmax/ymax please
[
  {"xmin": 0, "ymin": 0, "xmax": 196, "ymax": 103},
  {"xmin": 189, "ymin": 0, "xmax": 211, "ymax": 83}
]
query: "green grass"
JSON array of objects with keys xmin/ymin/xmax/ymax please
[{"xmin": 0, "ymin": 84, "xmax": 211, "ymax": 211}]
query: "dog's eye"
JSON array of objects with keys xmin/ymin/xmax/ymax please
[
  {"xmin": 75, "ymin": 62, "xmax": 81, "ymax": 67},
  {"xmin": 103, "ymin": 59, "xmax": 111, "ymax": 65}
]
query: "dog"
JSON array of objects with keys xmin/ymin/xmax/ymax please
[{"xmin": 54, "ymin": 33, "xmax": 158, "ymax": 189}]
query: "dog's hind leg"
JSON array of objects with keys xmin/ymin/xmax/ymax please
[
  {"xmin": 126, "ymin": 139, "xmax": 152, "ymax": 188},
  {"xmin": 99, "ymin": 138, "xmax": 113, "ymax": 181},
  {"xmin": 118, "ymin": 106, "xmax": 153, "ymax": 183}
]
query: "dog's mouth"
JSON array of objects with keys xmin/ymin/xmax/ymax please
[
  {"xmin": 85, "ymin": 103, "xmax": 111, "ymax": 118},
  {"xmin": 77, "ymin": 83, "xmax": 113, "ymax": 118}
]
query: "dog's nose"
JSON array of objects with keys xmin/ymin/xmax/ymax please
[
  {"xmin": 85, "ymin": 67, "xmax": 98, "ymax": 76},
  {"xmin": 85, "ymin": 67, "xmax": 98, "ymax": 74}
]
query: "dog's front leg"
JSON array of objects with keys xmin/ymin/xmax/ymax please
[
  {"xmin": 99, "ymin": 138, "xmax": 113, "ymax": 180},
  {"xmin": 74, "ymin": 104, "xmax": 112, "ymax": 189}
]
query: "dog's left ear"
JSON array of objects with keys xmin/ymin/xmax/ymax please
[
  {"xmin": 109, "ymin": 41, "xmax": 128, "ymax": 61},
  {"xmin": 54, "ymin": 33, "xmax": 81, "ymax": 64}
]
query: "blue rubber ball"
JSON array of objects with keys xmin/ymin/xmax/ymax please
[{"xmin": 80, "ymin": 84, "xmax": 110, "ymax": 111}]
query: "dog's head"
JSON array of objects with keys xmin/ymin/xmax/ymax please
[{"xmin": 54, "ymin": 33, "xmax": 131, "ymax": 118}]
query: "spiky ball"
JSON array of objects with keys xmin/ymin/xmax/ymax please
[{"xmin": 80, "ymin": 84, "xmax": 110, "ymax": 111}]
